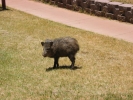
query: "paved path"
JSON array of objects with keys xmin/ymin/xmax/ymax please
[{"xmin": 1, "ymin": 0, "xmax": 133, "ymax": 43}]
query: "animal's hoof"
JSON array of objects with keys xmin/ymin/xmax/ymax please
[
  {"xmin": 53, "ymin": 67, "xmax": 56, "ymax": 69},
  {"xmin": 70, "ymin": 67, "xmax": 75, "ymax": 70},
  {"xmin": 53, "ymin": 66, "xmax": 59, "ymax": 69}
]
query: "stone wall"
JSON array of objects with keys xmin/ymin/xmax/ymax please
[{"xmin": 43, "ymin": 0, "xmax": 133, "ymax": 24}]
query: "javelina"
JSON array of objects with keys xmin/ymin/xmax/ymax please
[{"xmin": 41, "ymin": 37, "xmax": 79, "ymax": 69}]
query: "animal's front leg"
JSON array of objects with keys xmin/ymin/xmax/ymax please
[{"xmin": 53, "ymin": 57, "xmax": 59, "ymax": 69}]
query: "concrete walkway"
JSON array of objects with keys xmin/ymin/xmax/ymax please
[{"xmin": 1, "ymin": 0, "xmax": 133, "ymax": 43}]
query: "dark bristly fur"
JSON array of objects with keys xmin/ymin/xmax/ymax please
[{"xmin": 41, "ymin": 37, "xmax": 79, "ymax": 69}]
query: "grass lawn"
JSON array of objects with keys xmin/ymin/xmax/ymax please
[
  {"xmin": 111, "ymin": 0, "xmax": 133, "ymax": 4},
  {"xmin": 0, "ymin": 8, "xmax": 133, "ymax": 100}
]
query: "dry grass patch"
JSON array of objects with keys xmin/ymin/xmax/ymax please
[
  {"xmin": 0, "ymin": 8, "xmax": 133, "ymax": 99},
  {"xmin": 111, "ymin": 0, "xmax": 133, "ymax": 4}
]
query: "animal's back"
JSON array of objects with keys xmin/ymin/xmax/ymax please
[{"xmin": 52, "ymin": 37, "xmax": 79, "ymax": 56}]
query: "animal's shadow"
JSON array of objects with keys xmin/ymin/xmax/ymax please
[{"xmin": 46, "ymin": 65, "xmax": 82, "ymax": 72}]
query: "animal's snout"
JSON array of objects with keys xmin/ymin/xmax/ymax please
[{"xmin": 42, "ymin": 52, "xmax": 47, "ymax": 57}]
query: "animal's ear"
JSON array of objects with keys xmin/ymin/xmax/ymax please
[
  {"xmin": 50, "ymin": 41, "xmax": 53, "ymax": 46},
  {"xmin": 41, "ymin": 42, "xmax": 44, "ymax": 46}
]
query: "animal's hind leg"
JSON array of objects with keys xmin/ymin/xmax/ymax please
[{"xmin": 68, "ymin": 55, "xmax": 75, "ymax": 69}]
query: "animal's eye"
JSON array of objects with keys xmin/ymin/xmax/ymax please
[{"xmin": 46, "ymin": 48, "xmax": 50, "ymax": 51}]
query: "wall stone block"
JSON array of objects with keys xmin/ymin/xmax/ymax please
[
  {"xmin": 39, "ymin": 0, "xmax": 133, "ymax": 24},
  {"xmin": 117, "ymin": 4, "xmax": 133, "ymax": 22},
  {"xmin": 58, "ymin": 0, "xmax": 67, "ymax": 8},
  {"xmin": 95, "ymin": 0, "xmax": 110, "ymax": 16},
  {"xmin": 66, "ymin": 0, "xmax": 74, "ymax": 10},
  {"xmin": 105, "ymin": 2, "xmax": 123, "ymax": 19}
]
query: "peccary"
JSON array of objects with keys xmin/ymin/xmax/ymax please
[{"xmin": 41, "ymin": 37, "xmax": 79, "ymax": 69}]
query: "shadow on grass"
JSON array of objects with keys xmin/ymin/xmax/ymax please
[
  {"xmin": 46, "ymin": 65, "xmax": 82, "ymax": 71},
  {"xmin": 0, "ymin": 7, "xmax": 9, "ymax": 11},
  {"xmin": 0, "ymin": 7, "xmax": 3, "ymax": 11}
]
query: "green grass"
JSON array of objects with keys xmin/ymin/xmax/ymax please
[{"xmin": 0, "ymin": 8, "xmax": 133, "ymax": 100}]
